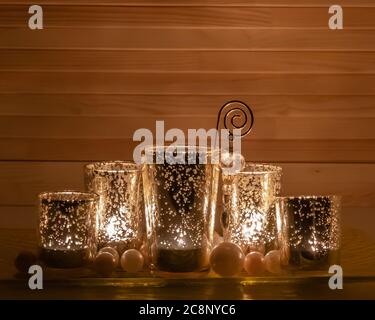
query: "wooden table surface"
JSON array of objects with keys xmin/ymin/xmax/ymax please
[{"xmin": 1, "ymin": 228, "xmax": 375, "ymax": 300}]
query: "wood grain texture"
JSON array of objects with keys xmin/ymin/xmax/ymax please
[
  {"xmin": 1, "ymin": 138, "xmax": 375, "ymax": 162},
  {"xmin": 1, "ymin": 28, "xmax": 374, "ymax": 50},
  {"xmin": 2, "ymin": 51, "xmax": 375, "ymax": 73},
  {"xmin": 1, "ymin": 72, "xmax": 374, "ymax": 95},
  {"xmin": 0, "ymin": 116, "xmax": 374, "ymax": 139},
  {"xmin": 0, "ymin": 207, "xmax": 36, "ymax": 229},
  {"xmin": 0, "ymin": 162, "xmax": 374, "ymax": 207},
  {"xmin": 1, "ymin": 6, "xmax": 375, "ymax": 28},
  {"xmin": 1, "ymin": 277, "xmax": 375, "ymax": 299},
  {"xmin": 0, "ymin": 0, "xmax": 374, "ymax": 6},
  {"xmin": 0, "ymin": 94, "xmax": 374, "ymax": 117}
]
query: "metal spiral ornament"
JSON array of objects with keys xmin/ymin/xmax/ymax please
[{"xmin": 216, "ymin": 100, "xmax": 254, "ymax": 139}]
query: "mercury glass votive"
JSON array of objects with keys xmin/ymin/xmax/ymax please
[
  {"xmin": 38, "ymin": 191, "xmax": 98, "ymax": 268},
  {"xmin": 85, "ymin": 161, "xmax": 143, "ymax": 253},
  {"xmin": 222, "ymin": 164, "xmax": 283, "ymax": 256},
  {"xmin": 280, "ymin": 195, "xmax": 341, "ymax": 270},
  {"xmin": 142, "ymin": 146, "xmax": 219, "ymax": 275}
]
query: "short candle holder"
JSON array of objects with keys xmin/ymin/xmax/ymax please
[
  {"xmin": 278, "ymin": 195, "xmax": 341, "ymax": 271},
  {"xmin": 222, "ymin": 163, "xmax": 283, "ymax": 256},
  {"xmin": 85, "ymin": 161, "xmax": 143, "ymax": 254},
  {"xmin": 37, "ymin": 191, "xmax": 98, "ymax": 268}
]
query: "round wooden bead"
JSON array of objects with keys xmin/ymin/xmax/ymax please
[
  {"xmin": 94, "ymin": 252, "xmax": 116, "ymax": 276},
  {"xmin": 264, "ymin": 250, "xmax": 282, "ymax": 274},
  {"xmin": 14, "ymin": 251, "xmax": 37, "ymax": 273},
  {"xmin": 244, "ymin": 251, "xmax": 265, "ymax": 276},
  {"xmin": 120, "ymin": 249, "xmax": 144, "ymax": 273},
  {"xmin": 210, "ymin": 242, "xmax": 244, "ymax": 277},
  {"xmin": 99, "ymin": 247, "xmax": 119, "ymax": 267}
]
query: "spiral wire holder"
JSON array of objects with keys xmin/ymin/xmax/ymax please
[{"xmin": 216, "ymin": 100, "xmax": 254, "ymax": 152}]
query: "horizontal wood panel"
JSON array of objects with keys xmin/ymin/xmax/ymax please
[
  {"xmin": 281, "ymin": 164, "xmax": 375, "ymax": 207},
  {"xmin": 0, "ymin": 207, "xmax": 36, "ymax": 229},
  {"xmin": 2, "ymin": 51, "xmax": 375, "ymax": 73},
  {"xmin": 0, "ymin": 162, "xmax": 86, "ymax": 207},
  {"xmin": 0, "ymin": 116, "xmax": 374, "ymax": 139},
  {"xmin": 1, "ymin": 72, "xmax": 375, "ymax": 94},
  {"xmin": 1, "ymin": 29, "xmax": 374, "ymax": 50},
  {"xmin": 0, "ymin": 94, "xmax": 374, "ymax": 117},
  {"xmin": 1, "ymin": 6, "xmax": 375, "ymax": 28},
  {"xmin": 1, "ymin": 138, "xmax": 375, "ymax": 162},
  {"xmin": 1, "ymin": 1, "xmax": 374, "ymax": 7},
  {"xmin": 343, "ymin": 208, "xmax": 375, "ymax": 241},
  {"xmin": 0, "ymin": 162, "xmax": 373, "ymax": 207}
]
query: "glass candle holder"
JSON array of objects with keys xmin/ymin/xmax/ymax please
[
  {"xmin": 280, "ymin": 195, "xmax": 341, "ymax": 270},
  {"xmin": 221, "ymin": 164, "xmax": 283, "ymax": 256},
  {"xmin": 85, "ymin": 161, "xmax": 143, "ymax": 253},
  {"xmin": 38, "ymin": 191, "xmax": 98, "ymax": 268},
  {"xmin": 142, "ymin": 146, "xmax": 219, "ymax": 275}
]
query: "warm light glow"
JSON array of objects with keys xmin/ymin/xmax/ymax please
[
  {"xmin": 105, "ymin": 216, "xmax": 118, "ymax": 239},
  {"xmin": 241, "ymin": 209, "xmax": 265, "ymax": 243},
  {"xmin": 308, "ymin": 230, "xmax": 321, "ymax": 252},
  {"xmin": 177, "ymin": 236, "xmax": 186, "ymax": 247}
]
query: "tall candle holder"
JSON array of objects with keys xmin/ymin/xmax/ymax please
[
  {"xmin": 221, "ymin": 164, "xmax": 283, "ymax": 256},
  {"xmin": 85, "ymin": 161, "xmax": 143, "ymax": 253},
  {"xmin": 143, "ymin": 146, "xmax": 219, "ymax": 275},
  {"xmin": 279, "ymin": 195, "xmax": 341, "ymax": 270},
  {"xmin": 38, "ymin": 191, "xmax": 98, "ymax": 268}
]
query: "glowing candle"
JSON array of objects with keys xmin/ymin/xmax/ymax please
[
  {"xmin": 222, "ymin": 164, "xmax": 283, "ymax": 255},
  {"xmin": 85, "ymin": 161, "xmax": 143, "ymax": 254},
  {"xmin": 280, "ymin": 195, "xmax": 341, "ymax": 270},
  {"xmin": 37, "ymin": 191, "xmax": 98, "ymax": 268},
  {"xmin": 142, "ymin": 146, "xmax": 219, "ymax": 275}
]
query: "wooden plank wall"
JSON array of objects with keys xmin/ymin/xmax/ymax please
[{"xmin": 0, "ymin": 1, "xmax": 374, "ymax": 243}]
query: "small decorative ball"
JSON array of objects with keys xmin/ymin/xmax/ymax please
[
  {"xmin": 247, "ymin": 244, "xmax": 265, "ymax": 255},
  {"xmin": 94, "ymin": 252, "xmax": 116, "ymax": 276},
  {"xmin": 264, "ymin": 250, "xmax": 282, "ymax": 274},
  {"xmin": 99, "ymin": 247, "xmax": 119, "ymax": 266},
  {"xmin": 210, "ymin": 242, "xmax": 244, "ymax": 277},
  {"xmin": 120, "ymin": 249, "xmax": 144, "ymax": 273},
  {"xmin": 244, "ymin": 251, "xmax": 265, "ymax": 276},
  {"xmin": 14, "ymin": 251, "xmax": 37, "ymax": 273}
]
